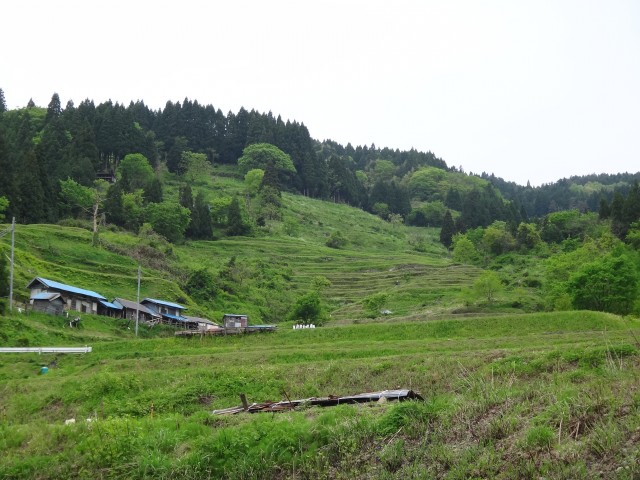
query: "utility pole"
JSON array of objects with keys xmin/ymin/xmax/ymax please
[
  {"xmin": 0, "ymin": 217, "xmax": 15, "ymax": 312},
  {"xmin": 135, "ymin": 265, "xmax": 141, "ymax": 337}
]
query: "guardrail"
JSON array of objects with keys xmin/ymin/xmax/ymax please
[{"xmin": 0, "ymin": 347, "xmax": 92, "ymax": 354}]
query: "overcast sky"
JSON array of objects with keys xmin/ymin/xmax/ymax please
[{"xmin": 3, "ymin": 0, "xmax": 639, "ymax": 186}]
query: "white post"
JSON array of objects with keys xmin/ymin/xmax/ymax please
[
  {"xmin": 9, "ymin": 217, "xmax": 15, "ymax": 312},
  {"xmin": 135, "ymin": 265, "xmax": 141, "ymax": 337}
]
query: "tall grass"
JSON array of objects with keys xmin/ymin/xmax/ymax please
[{"xmin": 1, "ymin": 310, "xmax": 639, "ymax": 478}]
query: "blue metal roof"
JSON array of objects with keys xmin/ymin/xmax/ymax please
[
  {"xmin": 28, "ymin": 277, "xmax": 106, "ymax": 301},
  {"xmin": 162, "ymin": 313, "xmax": 192, "ymax": 322},
  {"xmin": 143, "ymin": 298, "xmax": 186, "ymax": 310},
  {"xmin": 31, "ymin": 292, "xmax": 62, "ymax": 301},
  {"xmin": 99, "ymin": 300, "xmax": 122, "ymax": 310}
]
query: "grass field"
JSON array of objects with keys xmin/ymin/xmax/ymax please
[
  {"xmin": 1, "ymin": 310, "xmax": 639, "ymax": 479},
  {"xmin": 1, "ymin": 188, "xmax": 487, "ymax": 324},
  {"xmin": 1, "ymin": 177, "xmax": 638, "ymax": 478}
]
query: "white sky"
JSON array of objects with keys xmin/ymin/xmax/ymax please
[{"xmin": 3, "ymin": 0, "xmax": 639, "ymax": 186}]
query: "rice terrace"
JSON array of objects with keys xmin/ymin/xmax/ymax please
[
  {"xmin": 2, "ymin": 199, "xmax": 640, "ymax": 478},
  {"xmin": 1, "ymin": 90, "xmax": 640, "ymax": 479}
]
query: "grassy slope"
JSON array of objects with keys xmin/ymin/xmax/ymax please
[
  {"xmin": 2, "ymin": 180, "xmax": 484, "ymax": 322},
  {"xmin": 2, "ymin": 176, "xmax": 640, "ymax": 478},
  {"xmin": 1, "ymin": 310, "xmax": 639, "ymax": 478}
]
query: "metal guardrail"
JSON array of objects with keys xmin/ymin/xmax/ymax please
[{"xmin": 0, "ymin": 347, "xmax": 92, "ymax": 354}]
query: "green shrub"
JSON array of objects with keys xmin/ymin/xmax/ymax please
[{"xmin": 326, "ymin": 230, "xmax": 347, "ymax": 249}]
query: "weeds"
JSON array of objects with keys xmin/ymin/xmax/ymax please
[{"xmin": 1, "ymin": 310, "xmax": 639, "ymax": 478}]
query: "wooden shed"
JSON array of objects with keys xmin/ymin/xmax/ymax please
[
  {"xmin": 113, "ymin": 298, "xmax": 161, "ymax": 324},
  {"xmin": 30, "ymin": 292, "xmax": 66, "ymax": 316},
  {"xmin": 223, "ymin": 314, "xmax": 248, "ymax": 329}
]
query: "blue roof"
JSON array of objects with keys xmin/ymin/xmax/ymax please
[
  {"xmin": 143, "ymin": 298, "xmax": 186, "ymax": 310},
  {"xmin": 99, "ymin": 300, "xmax": 122, "ymax": 310},
  {"xmin": 28, "ymin": 277, "xmax": 106, "ymax": 301},
  {"xmin": 31, "ymin": 292, "xmax": 62, "ymax": 301},
  {"xmin": 162, "ymin": 313, "xmax": 192, "ymax": 322}
]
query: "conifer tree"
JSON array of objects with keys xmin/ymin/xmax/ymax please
[
  {"xmin": 179, "ymin": 184, "xmax": 193, "ymax": 209},
  {"xmin": 0, "ymin": 88, "xmax": 6, "ymax": 113},
  {"xmin": 227, "ymin": 196, "xmax": 250, "ymax": 236},
  {"xmin": 104, "ymin": 183, "xmax": 125, "ymax": 227},
  {"xmin": 598, "ymin": 198, "xmax": 610, "ymax": 220},
  {"xmin": 45, "ymin": 93, "xmax": 62, "ymax": 123},
  {"xmin": 440, "ymin": 210, "xmax": 456, "ymax": 248},
  {"xmin": 0, "ymin": 128, "xmax": 13, "ymax": 215},
  {"xmin": 192, "ymin": 191, "xmax": 213, "ymax": 239},
  {"xmin": 16, "ymin": 149, "xmax": 45, "ymax": 223}
]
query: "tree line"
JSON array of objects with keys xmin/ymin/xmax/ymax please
[{"xmin": 1, "ymin": 89, "xmax": 639, "ymax": 238}]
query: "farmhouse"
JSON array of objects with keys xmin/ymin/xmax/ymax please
[
  {"xmin": 27, "ymin": 277, "xmax": 107, "ymax": 315},
  {"xmin": 112, "ymin": 298, "xmax": 161, "ymax": 323},
  {"xmin": 141, "ymin": 298, "xmax": 191, "ymax": 327},
  {"xmin": 97, "ymin": 300, "xmax": 123, "ymax": 318}
]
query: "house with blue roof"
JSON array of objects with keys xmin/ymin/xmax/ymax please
[
  {"xmin": 140, "ymin": 298, "xmax": 193, "ymax": 327},
  {"xmin": 27, "ymin": 277, "xmax": 109, "ymax": 316}
]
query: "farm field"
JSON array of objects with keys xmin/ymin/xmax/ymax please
[
  {"xmin": 1, "ymin": 190, "xmax": 487, "ymax": 325},
  {"xmin": 1, "ymin": 179, "xmax": 639, "ymax": 478},
  {"xmin": 1, "ymin": 310, "xmax": 639, "ymax": 479}
]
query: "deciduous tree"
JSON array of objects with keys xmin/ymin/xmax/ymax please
[
  {"xmin": 568, "ymin": 254, "xmax": 639, "ymax": 315},
  {"xmin": 144, "ymin": 201, "xmax": 191, "ymax": 243},
  {"xmin": 59, "ymin": 178, "xmax": 109, "ymax": 245},
  {"xmin": 289, "ymin": 291, "xmax": 323, "ymax": 324},
  {"xmin": 180, "ymin": 151, "xmax": 213, "ymax": 184},
  {"xmin": 473, "ymin": 271, "xmax": 503, "ymax": 304},
  {"xmin": 117, "ymin": 153, "xmax": 155, "ymax": 192},
  {"xmin": 237, "ymin": 143, "xmax": 295, "ymax": 175}
]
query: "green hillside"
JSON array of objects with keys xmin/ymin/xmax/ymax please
[
  {"xmin": 3, "ymin": 175, "xmax": 491, "ymax": 324},
  {"xmin": 2, "ymin": 175, "xmax": 640, "ymax": 478}
]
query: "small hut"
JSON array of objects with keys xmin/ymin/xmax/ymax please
[
  {"xmin": 223, "ymin": 314, "xmax": 248, "ymax": 329},
  {"xmin": 30, "ymin": 292, "xmax": 66, "ymax": 315}
]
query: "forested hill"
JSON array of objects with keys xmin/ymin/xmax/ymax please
[
  {"xmin": 481, "ymin": 171, "xmax": 640, "ymax": 218},
  {"xmin": 0, "ymin": 89, "xmax": 639, "ymax": 230}
]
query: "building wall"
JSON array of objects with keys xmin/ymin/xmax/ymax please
[
  {"xmin": 32, "ymin": 300, "xmax": 65, "ymax": 316},
  {"xmin": 224, "ymin": 316, "xmax": 248, "ymax": 328}
]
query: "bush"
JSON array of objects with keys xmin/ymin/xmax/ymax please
[
  {"xmin": 362, "ymin": 293, "xmax": 389, "ymax": 318},
  {"xmin": 326, "ymin": 231, "xmax": 347, "ymax": 249},
  {"xmin": 289, "ymin": 291, "xmax": 324, "ymax": 324}
]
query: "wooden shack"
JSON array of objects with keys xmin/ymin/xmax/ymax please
[
  {"xmin": 113, "ymin": 298, "xmax": 161, "ymax": 324},
  {"xmin": 30, "ymin": 292, "xmax": 66, "ymax": 315},
  {"xmin": 184, "ymin": 315, "xmax": 222, "ymax": 332},
  {"xmin": 223, "ymin": 314, "xmax": 248, "ymax": 329}
]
